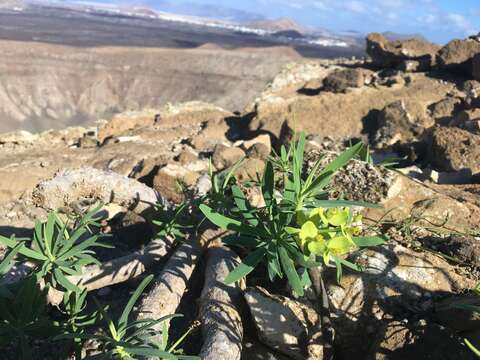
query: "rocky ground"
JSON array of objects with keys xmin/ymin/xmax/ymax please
[{"xmin": 2, "ymin": 32, "xmax": 480, "ymax": 359}]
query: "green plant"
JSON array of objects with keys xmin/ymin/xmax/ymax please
[
  {"xmin": 0, "ymin": 208, "xmax": 111, "ymax": 293},
  {"xmin": 61, "ymin": 275, "xmax": 198, "ymax": 359},
  {"xmin": 455, "ymin": 284, "xmax": 480, "ymax": 357},
  {"xmin": 0, "ymin": 276, "xmax": 61, "ymax": 359},
  {"xmin": 60, "ymin": 289, "xmax": 104, "ymax": 359},
  {"xmin": 153, "ymin": 201, "xmax": 192, "ymax": 240},
  {"xmin": 200, "ymin": 132, "xmax": 386, "ymax": 296},
  {"xmin": 201, "ymin": 158, "xmax": 244, "ymax": 215}
]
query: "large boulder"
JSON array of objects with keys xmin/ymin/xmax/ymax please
[
  {"xmin": 428, "ymin": 126, "xmax": 480, "ymax": 173},
  {"xmin": 437, "ymin": 38, "xmax": 480, "ymax": 75},
  {"xmin": 322, "ymin": 68, "xmax": 368, "ymax": 93},
  {"xmin": 366, "ymin": 33, "xmax": 440, "ymax": 69},
  {"xmin": 373, "ymin": 100, "xmax": 423, "ymax": 147},
  {"xmin": 326, "ymin": 244, "xmax": 474, "ymax": 358},
  {"xmin": 472, "ymin": 53, "xmax": 480, "ymax": 80},
  {"xmin": 249, "ymin": 72, "xmax": 451, "ymax": 142}
]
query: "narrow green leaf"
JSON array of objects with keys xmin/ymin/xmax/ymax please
[
  {"xmin": 199, "ymin": 204, "xmax": 263, "ymax": 237},
  {"xmin": 224, "ymin": 247, "xmax": 267, "ymax": 285},
  {"xmin": 222, "ymin": 234, "xmax": 260, "ymax": 248},
  {"xmin": 278, "ymin": 247, "xmax": 303, "ymax": 296},
  {"xmin": 54, "ymin": 268, "xmax": 80, "ymax": 293},
  {"xmin": 121, "ymin": 346, "xmax": 177, "ymax": 359},
  {"xmin": 0, "ymin": 235, "xmax": 47, "ymax": 261},
  {"xmin": 309, "ymin": 199, "xmax": 383, "ymax": 209},
  {"xmin": 57, "ymin": 235, "xmax": 100, "ymax": 261},
  {"xmin": 465, "ymin": 338, "xmax": 480, "ymax": 357},
  {"xmin": 222, "ymin": 158, "xmax": 244, "ymax": 190},
  {"xmin": 0, "ymin": 243, "xmax": 23, "ymax": 275},
  {"xmin": 231, "ymin": 186, "xmax": 258, "ymax": 226},
  {"xmin": 262, "ymin": 162, "xmax": 274, "ymax": 207},
  {"xmin": 44, "ymin": 212, "xmax": 56, "ymax": 257},
  {"xmin": 352, "ymin": 236, "xmax": 387, "ymax": 247},
  {"xmin": 321, "ymin": 141, "xmax": 364, "ymax": 176},
  {"xmin": 118, "ymin": 275, "xmax": 154, "ymax": 331}
]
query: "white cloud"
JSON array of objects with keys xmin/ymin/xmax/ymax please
[
  {"xmin": 446, "ymin": 13, "xmax": 472, "ymax": 33},
  {"xmin": 343, "ymin": 1, "xmax": 366, "ymax": 14}
]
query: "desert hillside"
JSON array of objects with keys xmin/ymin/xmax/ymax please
[
  {"xmin": 1, "ymin": 33, "xmax": 480, "ymax": 359},
  {"xmin": 0, "ymin": 41, "xmax": 299, "ymax": 132}
]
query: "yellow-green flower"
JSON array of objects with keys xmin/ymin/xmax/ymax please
[
  {"xmin": 294, "ymin": 206, "xmax": 362, "ymax": 265},
  {"xmin": 298, "ymin": 220, "xmax": 318, "ymax": 250},
  {"xmin": 307, "ymin": 234, "xmax": 326, "ymax": 255},
  {"xmin": 325, "ymin": 208, "xmax": 350, "ymax": 227}
]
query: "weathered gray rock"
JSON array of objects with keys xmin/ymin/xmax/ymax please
[
  {"xmin": 244, "ymin": 286, "xmax": 323, "ymax": 360},
  {"xmin": 32, "ymin": 167, "xmax": 162, "ymax": 216},
  {"xmin": 367, "ymin": 33, "xmax": 440, "ymax": 69}
]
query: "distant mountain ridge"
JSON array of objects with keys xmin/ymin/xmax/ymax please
[{"xmin": 247, "ymin": 17, "xmax": 309, "ymax": 34}]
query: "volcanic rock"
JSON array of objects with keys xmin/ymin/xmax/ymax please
[
  {"xmin": 244, "ymin": 286, "xmax": 323, "ymax": 360},
  {"xmin": 153, "ymin": 164, "xmax": 199, "ymax": 202},
  {"xmin": 374, "ymin": 100, "xmax": 423, "ymax": 147},
  {"xmin": 428, "ymin": 126, "xmax": 480, "ymax": 173},
  {"xmin": 322, "ymin": 68, "xmax": 368, "ymax": 93},
  {"xmin": 326, "ymin": 243, "xmax": 474, "ymax": 358},
  {"xmin": 366, "ymin": 32, "xmax": 440, "ymax": 69},
  {"xmin": 437, "ymin": 38, "xmax": 480, "ymax": 75},
  {"xmin": 245, "ymin": 143, "xmax": 270, "ymax": 160},
  {"xmin": 98, "ymin": 110, "xmax": 158, "ymax": 144},
  {"xmin": 212, "ymin": 144, "xmax": 245, "ymax": 170},
  {"xmin": 428, "ymin": 96, "xmax": 462, "ymax": 120}
]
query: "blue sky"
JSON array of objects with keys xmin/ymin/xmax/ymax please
[{"xmin": 92, "ymin": 0, "xmax": 480, "ymax": 43}]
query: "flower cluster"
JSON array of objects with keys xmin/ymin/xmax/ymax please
[{"xmin": 296, "ymin": 207, "xmax": 362, "ymax": 265}]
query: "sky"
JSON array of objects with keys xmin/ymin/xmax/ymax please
[{"xmin": 91, "ymin": 0, "xmax": 480, "ymax": 43}]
